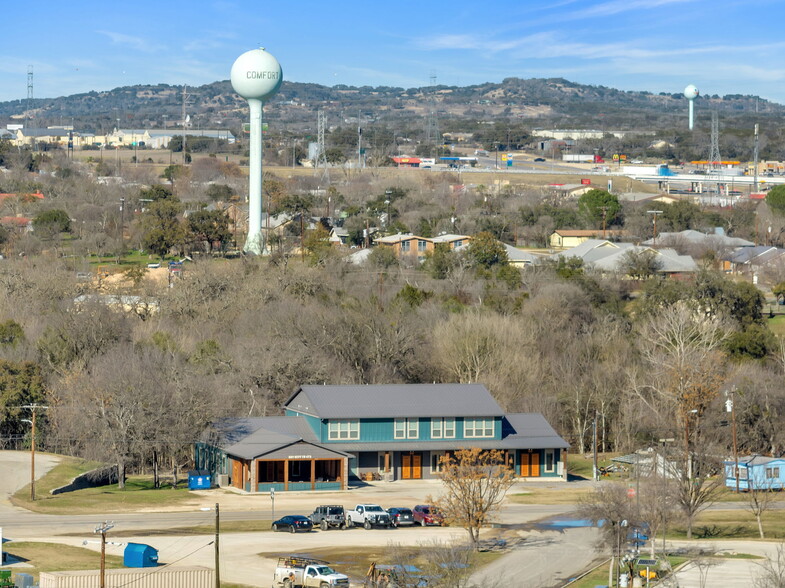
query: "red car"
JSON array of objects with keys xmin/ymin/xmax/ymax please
[{"xmin": 412, "ymin": 504, "xmax": 444, "ymax": 526}]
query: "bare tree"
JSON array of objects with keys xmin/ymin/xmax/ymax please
[
  {"xmin": 754, "ymin": 542, "xmax": 785, "ymax": 588},
  {"xmin": 433, "ymin": 448, "xmax": 515, "ymax": 549},
  {"xmin": 746, "ymin": 474, "xmax": 781, "ymax": 538}
]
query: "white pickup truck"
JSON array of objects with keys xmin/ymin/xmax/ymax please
[
  {"xmin": 346, "ymin": 504, "xmax": 392, "ymax": 529},
  {"xmin": 273, "ymin": 557, "xmax": 349, "ymax": 588}
]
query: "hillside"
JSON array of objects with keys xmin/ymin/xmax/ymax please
[{"xmin": 1, "ymin": 77, "xmax": 781, "ymax": 136}]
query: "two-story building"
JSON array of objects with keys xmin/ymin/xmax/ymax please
[{"xmin": 194, "ymin": 384, "xmax": 569, "ymax": 493}]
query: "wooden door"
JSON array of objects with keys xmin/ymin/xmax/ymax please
[
  {"xmin": 412, "ymin": 454, "xmax": 422, "ymax": 479},
  {"xmin": 232, "ymin": 459, "xmax": 243, "ymax": 489},
  {"xmin": 520, "ymin": 453, "xmax": 531, "ymax": 477},
  {"xmin": 401, "ymin": 454, "xmax": 411, "ymax": 479},
  {"xmin": 530, "ymin": 451, "xmax": 540, "ymax": 476}
]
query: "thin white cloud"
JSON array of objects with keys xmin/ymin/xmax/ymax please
[
  {"xmin": 97, "ymin": 31, "xmax": 164, "ymax": 53},
  {"xmin": 573, "ymin": 0, "xmax": 695, "ymax": 18}
]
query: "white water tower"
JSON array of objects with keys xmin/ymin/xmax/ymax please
[
  {"xmin": 684, "ymin": 84, "xmax": 699, "ymax": 130},
  {"xmin": 231, "ymin": 48, "xmax": 283, "ymax": 254}
]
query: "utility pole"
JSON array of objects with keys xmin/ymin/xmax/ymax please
[
  {"xmin": 95, "ymin": 521, "xmax": 115, "ymax": 588},
  {"xmin": 753, "ymin": 123, "xmax": 760, "ymax": 193},
  {"xmin": 647, "ymin": 210, "xmax": 663, "ymax": 246},
  {"xmin": 726, "ymin": 387, "xmax": 740, "ymax": 493},
  {"xmin": 22, "ymin": 404, "xmax": 48, "ymax": 501},
  {"xmin": 214, "ymin": 503, "xmax": 220, "ymax": 588}
]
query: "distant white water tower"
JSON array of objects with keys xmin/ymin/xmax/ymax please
[
  {"xmin": 684, "ymin": 84, "xmax": 699, "ymax": 130},
  {"xmin": 231, "ymin": 48, "xmax": 283, "ymax": 254}
]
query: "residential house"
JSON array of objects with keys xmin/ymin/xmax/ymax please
[
  {"xmin": 549, "ymin": 184, "xmax": 597, "ymax": 200},
  {"xmin": 502, "ymin": 243, "xmax": 541, "ymax": 267},
  {"xmin": 724, "ymin": 455, "xmax": 785, "ymax": 491},
  {"xmin": 375, "ymin": 233, "xmax": 470, "ymax": 263},
  {"xmin": 642, "ymin": 229, "xmax": 754, "ymax": 249},
  {"xmin": 194, "ymin": 384, "xmax": 569, "ymax": 492},
  {"xmin": 722, "ymin": 246, "xmax": 785, "ymax": 276},
  {"xmin": 553, "ymin": 239, "xmax": 697, "ymax": 276},
  {"xmin": 549, "ymin": 230, "xmax": 627, "ymax": 249}
]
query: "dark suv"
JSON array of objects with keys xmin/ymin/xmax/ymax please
[{"xmin": 310, "ymin": 505, "xmax": 346, "ymax": 530}]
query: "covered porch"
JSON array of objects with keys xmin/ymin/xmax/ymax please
[{"xmin": 229, "ymin": 441, "xmax": 349, "ymax": 492}]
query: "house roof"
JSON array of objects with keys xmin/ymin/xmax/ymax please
[
  {"xmin": 286, "ymin": 384, "xmax": 505, "ymax": 419},
  {"xmin": 431, "ymin": 233, "xmax": 469, "ymax": 243},
  {"xmin": 502, "ymin": 414, "xmax": 570, "ymax": 449},
  {"xmin": 642, "ymin": 229, "xmax": 754, "ymax": 248},
  {"xmin": 552, "ymin": 230, "xmax": 625, "ymax": 237},
  {"xmin": 733, "ymin": 455, "xmax": 785, "ymax": 466},
  {"xmin": 554, "ymin": 239, "xmax": 697, "ymax": 273},
  {"xmin": 503, "ymin": 244, "xmax": 540, "ymax": 264},
  {"xmin": 210, "ymin": 416, "xmax": 351, "ymax": 460}
]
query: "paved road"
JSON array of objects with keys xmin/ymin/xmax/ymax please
[{"xmin": 0, "ymin": 451, "xmax": 61, "ymax": 511}]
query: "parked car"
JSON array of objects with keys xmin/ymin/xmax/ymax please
[
  {"xmin": 310, "ymin": 505, "xmax": 346, "ymax": 530},
  {"xmin": 534, "ymin": 157, "xmax": 546, "ymax": 162},
  {"xmin": 272, "ymin": 515, "xmax": 314, "ymax": 533},
  {"xmin": 412, "ymin": 505, "xmax": 445, "ymax": 526},
  {"xmin": 387, "ymin": 507, "xmax": 415, "ymax": 527},
  {"xmin": 346, "ymin": 504, "xmax": 392, "ymax": 529}
]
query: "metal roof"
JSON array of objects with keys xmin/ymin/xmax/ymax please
[
  {"xmin": 219, "ymin": 416, "xmax": 352, "ymax": 460},
  {"xmin": 286, "ymin": 384, "xmax": 505, "ymax": 419},
  {"xmin": 503, "ymin": 414, "xmax": 570, "ymax": 449}
]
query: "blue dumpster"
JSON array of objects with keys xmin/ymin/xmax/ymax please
[
  {"xmin": 124, "ymin": 543, "xmax": 158, "ymax": 568},
  {"xmin": 188, "ymin": 469, "xmax": 212, "ymax": 490}
]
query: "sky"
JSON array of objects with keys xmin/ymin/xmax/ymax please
[{"xmin": 1, "ymin": 0, "xmax": 784, "ymax": 105}]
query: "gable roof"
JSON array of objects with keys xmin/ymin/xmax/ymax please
[
  {"xmin": 501, "ymin": 414, "xmax": 570, "ymax": 449},
  {"xmin": 208, "ymin": 416, "xmax": 351, "ymax": 460},
  {"xmin": 286, "ymin": 384, "xmax": 504, "ymax": 419}
]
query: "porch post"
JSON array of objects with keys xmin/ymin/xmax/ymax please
[
  {"xmin": 341, "ymin": 457, "xmax": 347, "ymax": 490},
  {"xmin": 384, "ymin": 451, "xmax": 390, "ymax": 473},
  {"xmin": 284, "ymin": 459, "xmax": 289, "ymax": 491},
  {"xmin": 311, "ymin": 459, "xmax": 316, "ymax": 490},
  {"xmin": 250, "ymin": 459, "xmax": 257, "ymax": 493}
]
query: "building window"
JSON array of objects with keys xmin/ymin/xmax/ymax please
[
  {"xmin": 431, "ymin": 451, "xmax": 446, "ymax": 473},
  {"xmin": 431, "ymin": 417, "xmax": 455, "ymax": 439},
  {"xmin": 401, "ymin": 241, "xmax": 410, "ymax": 252},
  {"xmin": 453, "ymin": 240, "xmax": 463, "ymax": 248},
  {"xmin": 418, "ymin": 240, "xmax": 427, "ymax": 252},
  {"xmin": 328, "ymin": 419, "xmax": 359, "ymax": 440},
  {"xmin": 464, "ymin": 417, "xmax": 494, "ymax": 438},
  {"xmin": 395, "ymin": 417, "xmax": 419, "ymax": 439},
  {"xmin": 544, "ymin": 449, "xmax": 555, "ymax": 473},
  {"xmin": 767, "ymin": 467, "xmax": 780, "ymax": 478}
]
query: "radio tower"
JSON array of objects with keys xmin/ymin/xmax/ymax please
[
  {"xmin": 425, "ymin": 72, "xmax": 439, "ymax": 156},
  {"xmin": 316, "ymin": 110, "xmax": 329, "ymax": 182},
  {"xmin": 181, "ymin": 85, "xmax": 192, "ymax": 164},
  {"xmin": 709, "ymin": 111, "xmax": 721, "ymax": 172},
  {"xmin": 709, "ymin": 111, "xmax": 723, "ymax": 195}
]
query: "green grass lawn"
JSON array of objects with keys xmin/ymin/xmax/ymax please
[
  {"xmin": 11, "ymin": 457, "xmax": 201, "ymax": 514},
  {"xmin": 1, "ymin": 541, "xmax": 124, "ymax": 580},
  {"xmin": 0, "ymin": 541, "xmax": 253, "ymax": 587},
  {"xmin": 767, "ymin": 314, "xmax": 785, "ymax": 337}
]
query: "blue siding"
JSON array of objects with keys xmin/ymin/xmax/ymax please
[
  {"xmin": 724, "ymin": 460, "xmax": 785, "ymax": 491},
  {"xmin": 320, "ymin": 416, "xmax": 503, "ymax": 444}
]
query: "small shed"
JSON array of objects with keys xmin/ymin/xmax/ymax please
[
  {"xmin": 188, "ymin": 469, "xmax": 212, "ymax": 490},
  {"xmin": 124, "ymin": 543, "xmax": 158, "ymax": 568}
]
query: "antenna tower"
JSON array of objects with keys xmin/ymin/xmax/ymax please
[
  {"xmin": 181, "ymin": 85, "xmax": 192, "ymax": 164},
  {"xmin": 425, "ymin": 72, "xmax": 439, "ymax": 155},
  {"xmin": 26, "ymin": 65, "xmax": 34, "ymax": 128},
  {"xmin": 709, "ymin": 111, "xmax": 721, "ymax": 172},
  {"xmin": 316, "ymin": 110, "xmax": 329, "ymax": 182}
]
